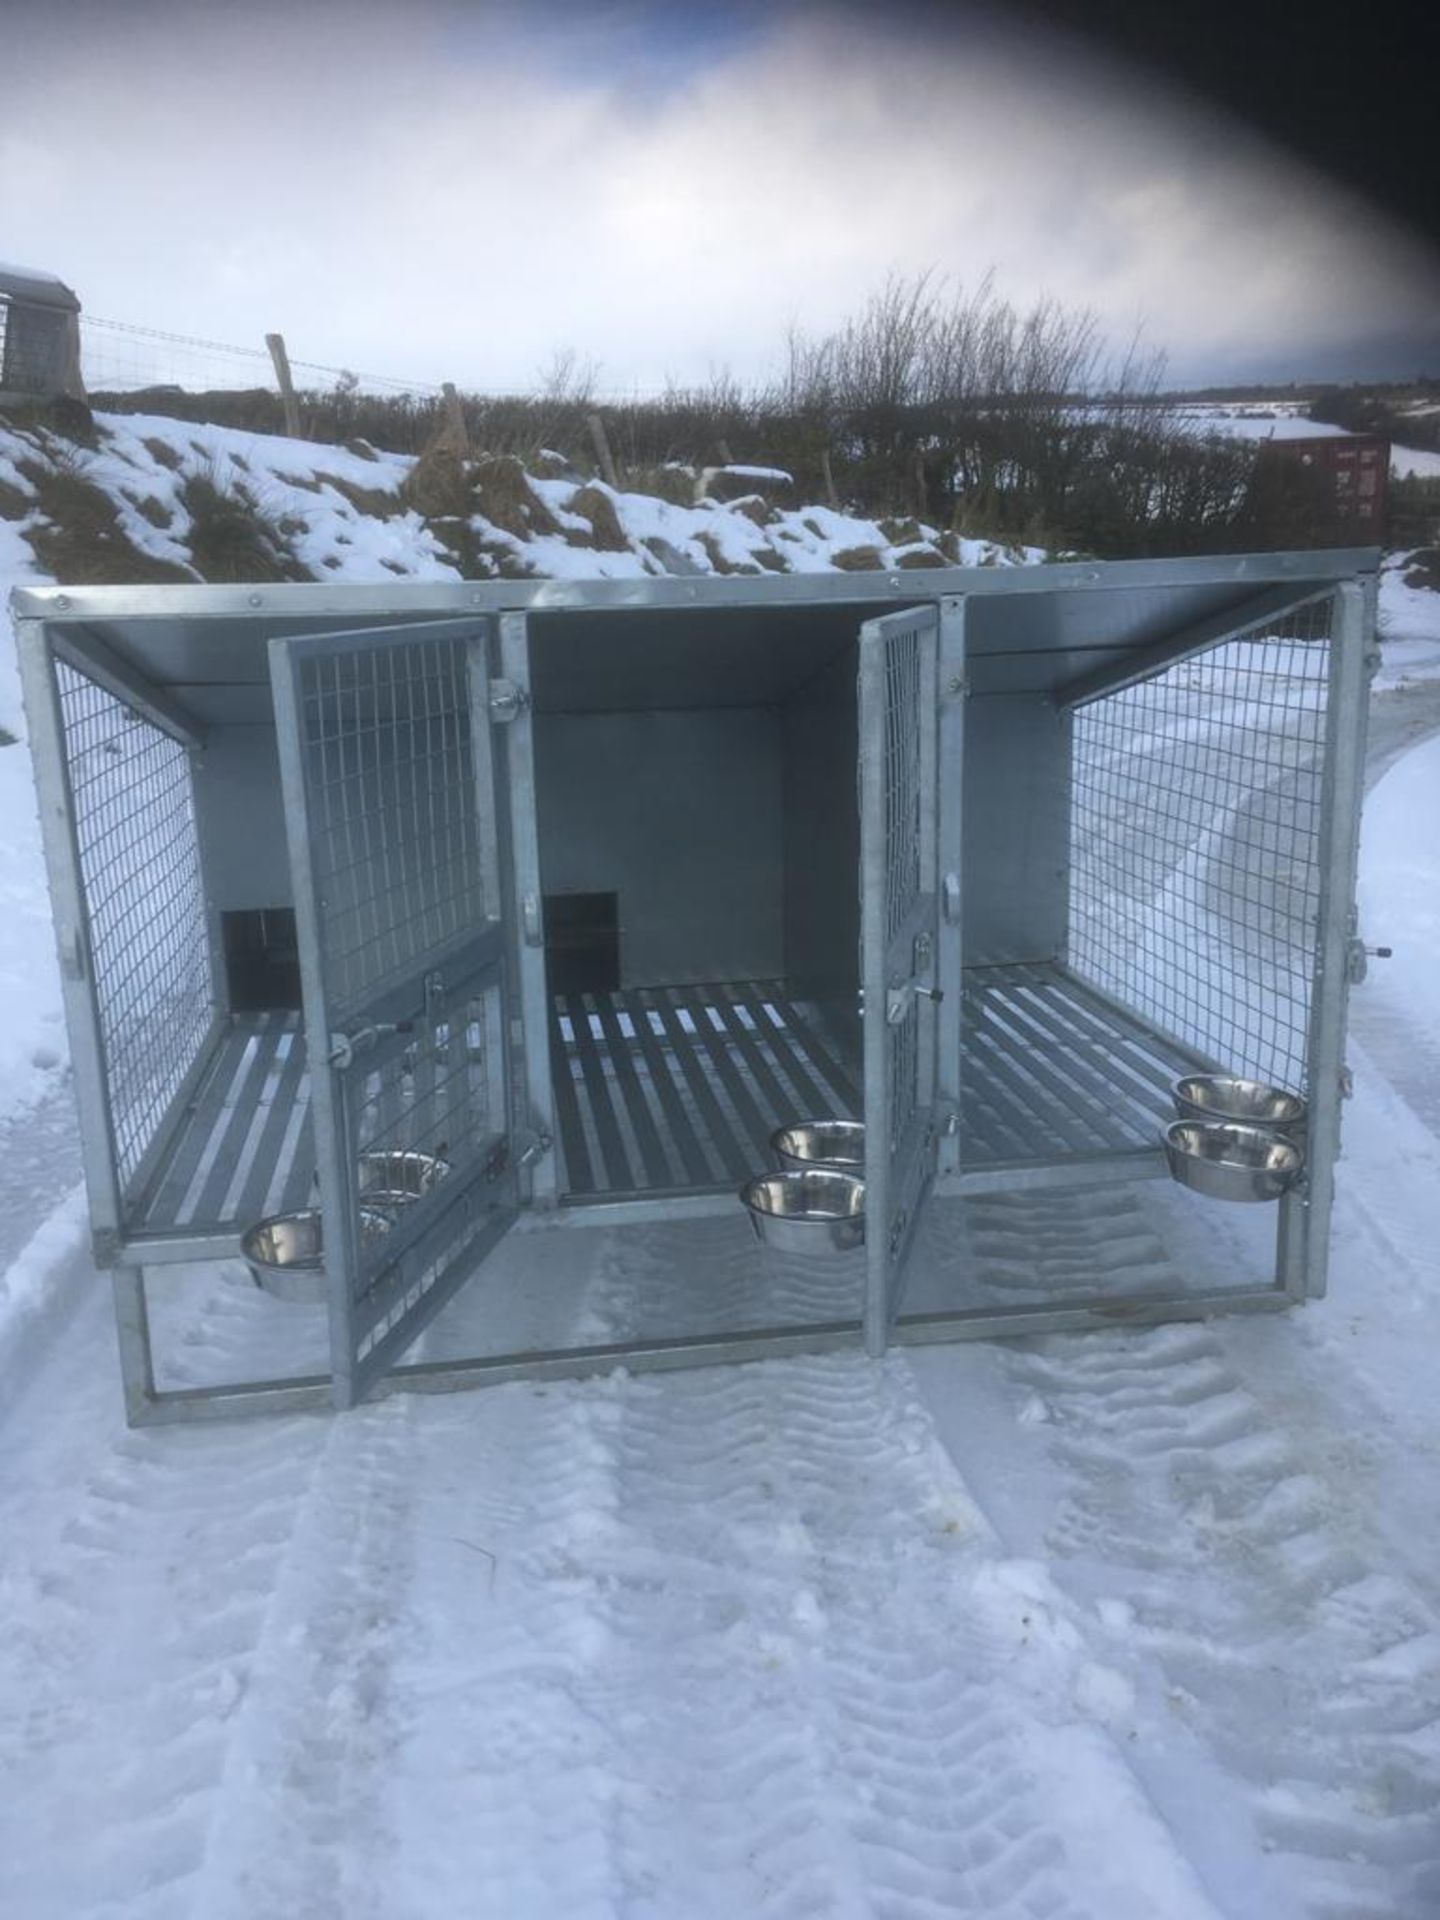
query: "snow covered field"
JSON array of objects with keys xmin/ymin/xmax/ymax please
[
  {"xmin": 3, "ymin": 420, "xmax": 1440, "ymax": 1918},
  {"xmin": 1170, "ymin": 400, "xmax": 1440, "ymax": 485}
]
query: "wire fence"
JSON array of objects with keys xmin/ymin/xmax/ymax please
[{"xmin": 79, "ymin": 315, "xmax": 444, "ymax": 399}]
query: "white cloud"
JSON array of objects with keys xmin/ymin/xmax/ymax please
[{"xmin": 1, "ymin": 1, "xmax": 1435, "ymax": 389}]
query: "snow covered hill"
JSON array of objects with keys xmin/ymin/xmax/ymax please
[{"xmin": 0, "ymin": 409, "xmax": 1031, "ymax": 597}]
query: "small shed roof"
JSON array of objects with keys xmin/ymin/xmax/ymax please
[{"xmin": 0, "ymin": 262, "xmax": 80, "ymax": 311}]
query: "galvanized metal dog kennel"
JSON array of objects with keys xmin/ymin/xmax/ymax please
[{"xmin": 12, "ymin": 553, "xmax": 1377, "ymax": 1422}]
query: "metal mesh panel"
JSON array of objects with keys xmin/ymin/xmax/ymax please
[
  {"xmin": 1068, "ymin": 598, "xmax": 1333, "ymax": 1095},
  {"xmin": 55, "ymin": 660, "xmax": 214, "ymax": 1191},
  {"xmin": 884, "ymin": 631, "xmax": 924, "ymax": 942},
  {"xmin": 883, "ymin": 628, "xmax": 926, "ymax": 1166},
  {"xmin": 297, "ymin": 637, "xmax": 483, "ymax": 1014}
]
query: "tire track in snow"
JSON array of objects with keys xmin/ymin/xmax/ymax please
[
  {"xmin": 375, "ymin": 1218, "xmax": 1219, "ymax": 1919},
  {"xmin": 184, "ymin": 1395, "xmax": 420, "ymax": 1920},
  {"xmin": 976, "ymin": 1188, "xmax": 1440, "ymax": 1919},
  {"xmin": 0, "ymin": 1399, "xmax": 330, "ymax": 1920}
]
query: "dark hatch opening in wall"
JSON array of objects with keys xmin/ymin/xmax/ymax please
[
  {"xmin": 543, "ymin": 892, "xmax": 620, "ymax": 994},
  {"xmin": 223, "ymin": 908, "xmax": 301, "ymax": 1011}
]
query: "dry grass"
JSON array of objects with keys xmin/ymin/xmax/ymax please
[
  {"xmin": 726, "ymin": 496, "xmax": 774, "ymax": 528},
  {"xmin": 141, "ymin": 437, "xmax": 184, "ymax": 471},
  {"xmin": 625, "ymin": 464, "xmax": 697, "ymax": 508},
  {"xmin": 427, "ymin": 518, "xmax": 533, "ymax": 581},
  {"xmin": 878, "ymin": 516, "xmax": 924, "ymax": 546},
  {"xmin": 180, "ymin": 467, "xmax": 308, "ymax": 583},
  {"xmin": 830, "ymin": 545, "xmax": 885, "ymax": 571},
  {"xmin": 124, "ymin": 491, "xmax": 174, "ymax": 530},
  {"xmin": 471, "ymin": 455, "xmax": 562, "ymax": 540},
  {"xmin": 403, "ymin": 447, "xmax": 474, "ymax": 519},
  {"xmin": 695, "ymin": 532, "xmax": 738, "ymax": 574},
  {"xmin": 315, "ymin": 472, "xmax": 408, "ymax": 519},
  {"xmin": 0, "ymin": 477, "xmax": 30, "ymax": 521},
  {"xmin": 897, "ymin": 547, "xmax": 949, "ymax": 569},
  {"xmin": 19, "ymin": 454, "xmax": 193, "ymax": 586},
  {"xmin": 750, "ymin": 546, "xmax": 789, "ymax": 573},
  {"xmin": 567, "ymin": 484, "xmax": 628, "ymax": 551}
]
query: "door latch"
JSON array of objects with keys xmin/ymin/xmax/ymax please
[
  {"xmin": 488, "ymin": 678, "xmax": 529, "ymax": 724},
  {"xmin": 886, "ymin": 981, "xmax": 944, "ymax": 1025},
  {"xmin": 327, "ymin": 1021, "xmax": 414, "ymax": 1071}
]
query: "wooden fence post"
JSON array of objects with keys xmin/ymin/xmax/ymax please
[
  {"xmin": 440, "ymin": 382, "xmax": 471, "ymax": 456},
  {"xmin": 820, "ymin": 449, "xmax": 840, "ymax": 512},
  {"xmin": 586, "ymin": 411, "xmax": 621, "ymax": 490},
  {"xmin": 265, "ymin": 332, "xmax": 303, "ymax": 438}
]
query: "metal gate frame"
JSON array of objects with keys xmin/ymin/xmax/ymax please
[
  {"xmin": 858, "ymin": 603, "xmax": 944, "ymax": 1352},
  {"xmin": 270, "ymin": 618, "xmax": 523, "ymax": 1407}
]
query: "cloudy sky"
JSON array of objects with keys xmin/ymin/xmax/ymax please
[{"xmin": 3, "ymin": 0, "xmax": 1438, "ymax": 393}]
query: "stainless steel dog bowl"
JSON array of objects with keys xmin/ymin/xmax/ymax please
[
  {"xmin": 356, "ymin": 1149, "xmax": 450, "ymax": 1209},
  {"xmin": 771, "ymin": 1120, "xmax": 866, "ymax": 1173},
  {"xmin": 1163, "ymin": 1120, "xmax": 1303, "ymax": 1204},
  {"xmin": 1171, "ymin": 1074, "xmax": 1306, "ymax": 1131},
  {"xmin": 241, "ymin": 1206, "xmax": 391, "ymax": 1304},
  {"xmin": 740, "ymin": 1170, "xmax": 865, "ymax": 1254}
]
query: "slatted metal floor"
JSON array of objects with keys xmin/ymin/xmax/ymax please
[
  {"xmin": 129, "ymin": 963, "xmax": 1202, "ymax": 1239},
  {"xmin": 550, "ymin": 983, "xmax": 860, "ymax": 1201},
  {"xmin": 134, "ymin": 1012, "xmax": 315, "ymax": 1237},
  {"xmin": 961, "ymin": 963, "xmax": 1200, "ymax": 1168}
]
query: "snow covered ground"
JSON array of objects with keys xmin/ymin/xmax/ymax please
[{"xmin": 3, "ymin": 416, "xmax": 1440, "ymax": 1918}]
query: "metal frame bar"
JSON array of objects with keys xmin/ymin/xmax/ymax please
[
  {"xmin": 1054, "ymin": 583, "xmax": 1335, "ymax": 709},
  {"xmin": 268, "ymin": 630, "xmax": 357, "ymax": 1406},
  {"xmin": 499, "ymin": 611, "xmax": 558, "ymax": 1207},
  {"xmin": 895, "ymin": 1284, "xmax": 1291, "ymax": 1346},
  {"xmin": 935, "ymin": 596, "xmax": 966, "ymax": 1177},
  {"xmin": 1286, "ymin": 579, "xmax": 1373, "ymax": 1300},
  {"xmin": 111, "ymin": 1266, "xmax": 1290, "ymax": 1428},
  {"xmin": 11, "ymin": 549, "xmax": 1379, "ymax": 630},
  {"xmin": 51, "ymin": 629, "xmax": 206, "ymax": 748}
]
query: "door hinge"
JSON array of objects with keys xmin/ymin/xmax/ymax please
[
  {"xmin": 1346, "ymin": 938, "xmax": 1392, "ymax": 985},
  {"xmin": 58, "ymin": 924, "xmax": 86, "ymax": 981},
  {"xmin": 517, "ymin": 1130, "xmax": 553, "ymax": 1169},
  {"xmin": 488, "ymin": 678, "xmax": 529, "ymax": 724}
]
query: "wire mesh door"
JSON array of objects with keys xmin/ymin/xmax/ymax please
[
  {"xmin": 270, "ymin": 619, "xmax": 518, "ymax": 1407},
  {"xmin": 859, "ymin": 604, "xmax": 942, "ymax": 1352}
]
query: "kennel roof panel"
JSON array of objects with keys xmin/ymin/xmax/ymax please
[{"xmin": 11, "ymin": 550, "xmax": 1377, "ymax": 716}]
